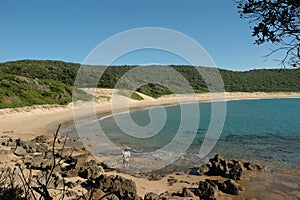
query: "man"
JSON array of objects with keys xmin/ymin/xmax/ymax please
[{"xmin": 121, "ymin": 148, "xmax": 131, "ymax": 171}]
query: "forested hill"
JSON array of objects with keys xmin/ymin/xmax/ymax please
[{"xmin": 0, "ymin": 60, "xmax": 299, "ymax": 108}]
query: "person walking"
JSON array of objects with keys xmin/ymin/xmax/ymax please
[{"xmin": 122, "ymin": 148, "xmax": 131, "ymax": 171}]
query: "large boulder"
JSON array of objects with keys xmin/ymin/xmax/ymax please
[
  {"xmin": 196, "ymin": 180, "xmax": 218, "ymax": 200},
  {"xmin": 205, "ymin": 179, "xmax": 226, "ymax": 191},
  {"xmin": 181, "ymin": 187, "xmax": 195, "ymax": 197},
  {"xmin": 207, "ymin": 154, "xmax": 228, "ymax": 176},
  {"xmin": 62, "ymin": 153, "xmax": 88, "ymax": 177},
  {"xmin": 197, "ymin": 163, "xmax": 210, "ymax": 175},
  {"xmin": 144, "ymin": 192, "xmax": 159, "ymax": 200},
  {"xmin": 196, "ymin": 178, "xmax": 244, "ymax": 197},
  {"xmin": 94, "ymin": 175, "xmax": 140, "ymax": 200},
  {"xmin": 78, "ymin": 159, "xmax": 104, "ymax": 179},
  {"xmin": 16, "ymin": 139, "xmax": 38, "ymax": 153},
  {"xmin": 228, "ymin": 162, "xmax": 244, "ymax": 180},
  {"xmin": 223, "ymin": 179, "xmax": 244, "ymax": 195},
  {"xmin": 14, "ymin": 146, "xmax": 27, "ymax": 156}
]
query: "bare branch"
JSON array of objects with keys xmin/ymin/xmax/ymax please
[{"xmin": 237, "ymin": 0, "xmax": 300, "ymax": 67}]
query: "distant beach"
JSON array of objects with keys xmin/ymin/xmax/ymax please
[{"xmin": 1, "ymin": 90, "xmax": 300, "ymax": 138}]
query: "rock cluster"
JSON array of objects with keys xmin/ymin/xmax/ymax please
[
  {"xmin": 195, "ymin": 179, "xmax": 244, "ymax": 199},
  {"xmin": 0, "ymin": 135, "xmax": 263, "ymax": 200},
  {"xmin": 141, "ymin": 178, "xmax": 244, "ymax": 200},
  {"xmin": 0, "ymin": 135, "xmax": 107, "ymax": 199},
  {"xmin": 191, "ymin": 154, "xmax": 263, "ymax": 199},
  {"xmin": 197, "ymin": 154, "xmax": 263, "ymax": 180},
  {"xmin": 94, "ymin": 175, "xmax": 139, "ymax": 200}
]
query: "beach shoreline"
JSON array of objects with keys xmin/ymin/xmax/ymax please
[
  {"xmin": 1, "ymin": 91, "xmax": 300, "ymax": 199},
  {"xmin": 1, "ymin": 91, "xmax": 300, "ymax": 139}
]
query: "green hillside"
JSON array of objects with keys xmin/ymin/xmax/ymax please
[{"xmin": 0, "ymin": 60, "xmax": 299, "ymax": 108}]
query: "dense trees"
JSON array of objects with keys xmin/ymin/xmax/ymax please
[
  {"xmin": 237, "ymin": 0, "xmax": 300, "ymax": 67},
  {"xmin": 0, "ymin": 60, "xmax": 299, "ymax": 108}
]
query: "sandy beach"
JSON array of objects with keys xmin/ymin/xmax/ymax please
[{"xmin": 1, "ymin": 90, "xmax": 300, "ymax": 138}]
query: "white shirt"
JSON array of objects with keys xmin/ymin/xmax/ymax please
[{"xmin": 122, "ymin": 150, "xmax": 131, "ymax": 162}]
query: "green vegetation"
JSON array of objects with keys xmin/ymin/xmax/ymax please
[
  {"xmin": 116, "ymin": 90, "xmax": 144, "ymax": 100},
  {"xmin": 0, "ymin": 60, "xmax": 299, "ymax": 108},
  {"xmin": 0, "ymin": 73, "xmax": 72, "ymax": 108}
]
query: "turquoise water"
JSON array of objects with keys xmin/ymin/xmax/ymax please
[{"xmin": 69, "ymin": 98, "xmax": 300, "ymax": 173}]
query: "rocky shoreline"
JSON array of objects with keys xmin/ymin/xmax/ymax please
[{"xmin": 0, "ymin": 134, "xmax": 263, "ymax": 200}]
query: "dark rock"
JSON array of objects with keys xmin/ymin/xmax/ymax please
[
  {"xmin": 207, "ymin": 154, "xmax": 228, "ymax": 176},
  {"xmin": 205, "ymin": 179, "xmax": 225, "ymax": 191},
  {"xmin": 131, "ymin": 172, "xmax": 165, "ymax": 181},
  {"xmin": 199, "ymin": 154, "xmax": 263, "ymax": 180},
  {"xmin": 101, "ymin": 193, "xmax": 120, "ymax": 200},
  {"xmin": 36, "ymin": 143, "xmax": 48, "ymax": 153},
  {"xmin": 243, "ymin": 162, "xmax": 263, "ymax": 171},
  {"xmin": 77, "ymin": 159, "xmax": 104, "ymax": 179},
  {"xmin": 197, "ymin": 163, "xmax": 211, "ymax": 175},
  {"xmin": 144, "ymin": 192, "xmax": 159, "ymax": 200},
  {"xmin": 32, "ymin": 159, "xmax": 53, "ymax": 170},
  {"xmin": 179, "ymin": 180, "xmax": 190, "ymax": 184},
  {"xmin": 56, "ymin": 148, "xmax": 75, "ymax": 158},
  {"xmin": 228, "ymin": 162, "xmax": 244, "ymax": 180},
  {"xmin": 223, "ymin": 179, "xmax": 244, "ymax": 195},
  {"xmin": 94, "ymin": 175, "xmax": 139, "ymax": 200},
  {"xmin": 16, "ymin": 139, "xmax": 38, "ymax": 153},
  {"xmin": 227, "ymin": 159, "xmax": 240, "ymax": 168},
  {"xmin": 63, "ymin": 153, "xmax": 89, "ymax": 177},
  {"xmin": 167, "ymin": 177, "xmax": 177, "ymax": 186},
  {"xmin": 0, "ymin": 137, "xmax": 16, "ymax": 147},
  {"xmin": 195, "ymin": 178, "xmax": 244, "ymax": 197},
  {"xmin": 14, "ymin": 146, "xmax": 27, "ymax": 156},
  {"xmin": 52, "ymin": 172, "xmax": 64, "ymax": 188},
  {"xmin": 65, "ymin": 181, "xmax": 76, "ymax": 189},
  {"xmin": 197, "ymin": 180, "xmax": 217, "ymax": 200},
  {"xmin": 65, "ymin": 190, "xmax": 78, "ymax": 197},
  {"xmin": 228, "ymin": 159, "xmax": 244, "ymax": 180},
  {"xmin": 27, "ymin": 155, "xmax": 53, "ymax": 170},
  {"xmin": 181, "ymin": 187, "xmax": 195, "ymax": 197},
  {"xmin": 42, "ymin": 151, "xmax": 52, "ymax": 159},
  {"xmin": 33, "ymin": 135, "xmax": 48, "ymax": 143},
  {"xmin": 157, "ymin": 192, "xmax": 171, "ymax": 200},
  {"xmin": 23, "ymin": 155, "xmax": 33, "ymax": 164}
]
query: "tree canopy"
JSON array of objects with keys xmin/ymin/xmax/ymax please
[{"xmin": 237, "ymin": 0, "xmax": 300, "ymax": 67}]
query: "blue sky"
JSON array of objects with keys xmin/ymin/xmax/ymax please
[{"xmin": 0, "ymin": 0, "xmax": 283, "ymax": 71}]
